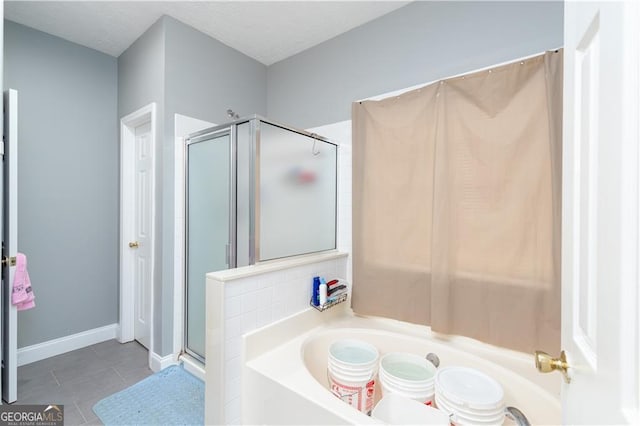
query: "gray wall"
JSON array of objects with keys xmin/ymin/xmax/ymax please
[
  {"xmin": 4, "ymin": 21, "xmax": 118, "ymax": 347},
  {"xmin": 267, "ymin": 1, "xmax": 564, "ymax": 128},
  {"xmin": 118, "ymin": 18, "xmax": 165, "ymax": 119},
  {"xmin": 164, "ymin": 16, "xmax": 267, "ymax": 127},
  {"xmin": 118, "ymin": 16, "xmax": 267, "ymax": 356},
  {"xmin": 161, "ymin": 17, "xmax": 266, "ymax": 356},
  {"xmin": 118, "ymin": 17, "xmax": 166, "ymax": 355}
]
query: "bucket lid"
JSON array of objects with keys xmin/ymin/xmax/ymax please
[
  {"xmin": 435, "ymin": 367, "xmax": 504, "ymax": 411},
  {"xmin": 329, "ymin": 339, "xmax": 379, "ymax": 366}
]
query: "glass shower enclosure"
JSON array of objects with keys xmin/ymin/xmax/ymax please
[{"xmin": 184, "ymin": 116, "xmax": 338, "ymax": 362}]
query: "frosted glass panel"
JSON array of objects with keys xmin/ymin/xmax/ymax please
[
  {"xmin": 259, "ymin": 123, "xmax": 337, "ymax": 260},
  {"xmin": 186, "ymin": 133, "xmax": 230, "ymax": 359}
]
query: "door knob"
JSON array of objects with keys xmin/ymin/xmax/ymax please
[
  {"xmin": 129, "ymin": 241, "xmax": 139, "ymax": 248},
  {"xmin": 535, "ymin": 350, "xmax": 571, "ymax": 383}
]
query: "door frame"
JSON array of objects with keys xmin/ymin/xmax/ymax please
[
  {"xmin": 2, "ymin": 89, "xmax": 18, "ymax": 403},
  {"xmin": 119, "ymin": 103, "xmax": 156, "ymax": 367},
  {"xmin": 560, "ymin": 1, "xmax": 640, "ymax": 422}
]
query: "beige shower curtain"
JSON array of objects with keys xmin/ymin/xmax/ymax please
[{"xmin": 352, "ymin": 51, "xmax": 562, "ymax": 354}]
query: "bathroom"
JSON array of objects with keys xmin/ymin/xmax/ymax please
[{"xmin": 2, "ymin": 0, "xmax": 639, "ymax": 425}]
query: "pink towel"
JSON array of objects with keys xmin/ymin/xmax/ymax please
[{"xmin": 12, "ymin": 253, "xmax": 35, "ymax": 311}]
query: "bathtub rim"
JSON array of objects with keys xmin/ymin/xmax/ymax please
[{"xmin": 243, "ymin": 305, "xmax": 560, "ymax": 424}]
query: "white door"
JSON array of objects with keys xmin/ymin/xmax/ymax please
[
  {"xmin": 2, "ymin": 89, "xmax": 18, "ymax": 403},
  {"xmin": 561, "ymin": 0, "xmax": 640, "ymax": 423},
  {"xmin": 132, "ymin": 122, "xmax": 153, "ymax": 349}
]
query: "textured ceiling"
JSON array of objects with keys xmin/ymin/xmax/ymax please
[{"xmin": 5, "ymin": 1, "xmax": 411, "ymax": 65}]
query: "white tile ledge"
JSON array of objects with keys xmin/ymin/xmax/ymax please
[{"xmin": 207, "ymin": 250, "xmax": 348, "ymax": 282}]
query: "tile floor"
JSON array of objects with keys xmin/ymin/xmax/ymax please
[{"xmin": 14, "ymin": 339, "xmax": 152, "ymax": 425}]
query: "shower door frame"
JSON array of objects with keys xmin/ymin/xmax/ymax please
[
  {"xmin": 183, "ymin": 125, "xmax": 237, "ymax": 363},
  {"xmin": 181, "ymin": 115, "xmax": 338, "ymax": 363}
]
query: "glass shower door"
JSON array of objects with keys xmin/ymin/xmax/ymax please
[
  {"xmin": 185, "ymin": 131, "xmax": 232, "ymax": 361},
  {"xmin": 258, "ymin": 122, "xmax": 337, "ymax": 261}
]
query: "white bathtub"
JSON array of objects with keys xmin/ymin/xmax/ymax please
[{"xmin": 243, "ymin": 304, "xmax": 560, "ymax": 425}]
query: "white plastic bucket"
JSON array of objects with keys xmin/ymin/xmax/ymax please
[
  {"xmin": 435, "ymin": 394, "xmax": 504, "ymax": 425},
  {"xmin": 327, "ymin": 339, "xmax": 379, "ymax": 415},
  {"xmin": 380, "ymin": 367, "xmax": 435, "ymax": 390},
  {"xmin": 434, "ymin": 367, "xmax": 505, "ymax": 425},
  {"xmin": 380, "ymin": 379, "xmax": 434, "ymax": 405},
  {"xmin": 435, "ymin": 392, "xmax": 503, "ymax": 420},
  {"xmin": 379, "ymin": 352, "xmax": 437, "ymax": 405},
  {"xmin": 372, "ymin": 393, "xmax": 450, "ymax": 425},
  {"xmin": 435, "ymin": 367, "xmax": 504, "ymax": 410}
]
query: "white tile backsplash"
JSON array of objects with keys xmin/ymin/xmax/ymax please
[
  {"xmin": 241, "ymin": 290, "xmax": 260, "ymax": 312},
  {"xmin": 226, "ymin": 355, "xmax": 242, "ymax": 380},
  {"xmin": 218, "ymin": 254, "xmax": 348, "ymax": 422},
  {"xmin": 225, "ymin": 296, "xmax": 242, "ymax": 319},
  {"xmin": 225, "ymin": 376, "xmax": 241, "ymax": 404},
  {"xmin": 257, "ymin": 287, "xmax": 272, "ymax": 306},
  {"xmin": 223, "ymin": 257, "xmax": 346, "ymax": 322},
  {"xmin": 256, "ymin": 306, "xmax": 272, "ymax": 328},
  {"xmin": 272, "ymin": 284, "xmax": 286, "ymax": 302},
  {"xmin": 225, "ymin": 281, "xmax": 244, "ymax": 298},
  {"xmin": 225, "ymin": 337, "xmax": 241, "ymax": 359},
  {"xmin": 224, "ymin": 397, "xmax": 241, "ymax": 424},
  {"xmin": 271, "ymin": 300, "xmax": 285, "ymax": 322},
  {"xmin": 241, "ymin": 310, "xmax": 257, "ymax": 333},
  {"xmin": 224, "ymin": 316, "xmax": 242, "ymax": 340}
]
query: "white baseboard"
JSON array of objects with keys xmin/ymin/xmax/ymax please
[
  {"xmin": 181, "ymin": 354, "xmax": 205, "ymax": 381},
  {"xmin": 150, "ymin": 351, "xmax": 178, "ymax": 372},
  {"xmin": 18, "ymin": 323, "xmax": 119, "ymax": 367}
]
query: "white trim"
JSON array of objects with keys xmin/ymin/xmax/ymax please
[
  {"xmin": 150, "ymin": 351, "xmax": 178, "ymax": 373},
  {"xmin": 181, "ymin": 353, "xmax": 205, "ymax": 381},
  {"xmin": 3, "ymin": 89, "xmax": 19, "ymax": 402},
  {"xmin": 119, "ymin": 103, "xmax": 157, "ymax": 371},
  {"xmin": 621, "ymin": 1, "xmax": 640, "ymax": 421},
  {"xmin": 17, "ymin": 324, "xmax": 118, "ymax": 367},
  {"xmin": 173, "ymin": 123, "xmax": 185, "ymax": 357},
  {"xmin": 636, "ymin": 4, "xmax": 640, "ymax": 421},
  {"xmin": 207, "ymin": 251, "xmax": 348, "ymax": 282},
  {"xmin": 205, "ymin": 274, "xmax": 226, "ymax": 425}
]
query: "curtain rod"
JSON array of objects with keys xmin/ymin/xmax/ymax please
[{"xmin": 358, "ymin": 47, "xmax": 563, "ymax": 104}]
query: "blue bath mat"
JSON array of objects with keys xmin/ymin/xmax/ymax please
[{"xmin": 93, "ymin": 365, "xmax": 204, "ymax": 425}]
